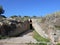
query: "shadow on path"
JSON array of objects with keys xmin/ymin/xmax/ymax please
[{"xmin": 19, "ymin": 29, "xmax": 34, "ymax": 37}]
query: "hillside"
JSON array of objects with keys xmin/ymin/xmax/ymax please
[
  {"xmin": 39, "ymin": 12, "xmax": 60, "ymax": 44},
  {"xmin": 40, "ymin": 12, "xmax": 60, "ymax": 30}
]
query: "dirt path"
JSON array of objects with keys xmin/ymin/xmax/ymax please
[{"xmin": 0, "ymin": 30, "xmax": 37, "ymax": 45}]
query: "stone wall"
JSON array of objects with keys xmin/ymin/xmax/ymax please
[{"xmin": 0, "ymin": 20, "xmax": 30, "ymax": 36}]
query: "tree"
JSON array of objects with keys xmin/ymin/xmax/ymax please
[
  {"xmin": 0, "ymin": 6, "xmax": 4, "ymax": 15},
  {"xmin": 23, "ymin": 16, "xmax": 30, "ymax": 19},
  {"xmin": 24, "ymin": 16, "xmax": 30, "ymax": 18},
  {"xmin": 10, "ymin": 15, "xmax": 18, "ymax": 18},
  {"xmin": 18, "ymin": 15, "xmax": 21, "ymax": 17},
  {"xmin": 32, "ymin": 16, "xmax": 37, "ymax": 18}
]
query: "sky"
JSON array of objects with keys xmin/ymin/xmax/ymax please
[{"xmin": 0, "ymin": 0, "xmax": 60, "ymax": 17}]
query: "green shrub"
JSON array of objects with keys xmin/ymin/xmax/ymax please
[
  {"xmin": 0, "ymin": 35, "xmax": 8, "ymax": 39},
  {"xmin": 57, "ymin": 43, "xmax": 60, "ymax": 45},
  {"xmin": 33, "ymin": 31, "xmax": 50, "ymax": 42},
  {"xmin": 55, "ymin": 25, "xmax": 60, "ymax": 30},
  {"xmin": 26, "ymin": 43, "xmax": 47, "ymax": 45}
]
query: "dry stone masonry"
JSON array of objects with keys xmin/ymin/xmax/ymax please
[{"xmin": 0, "ymin": 16, "xmax": 30, "ymax": 37}]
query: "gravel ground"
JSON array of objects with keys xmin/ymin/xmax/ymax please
[{"xmin": 0, "ymin": 30, "xmax": 37, "ymax": 45}]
